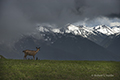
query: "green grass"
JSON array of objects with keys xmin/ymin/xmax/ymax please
[{"xmin": 0, "ymin": 59, "xmax": 120, "ymax": 80}]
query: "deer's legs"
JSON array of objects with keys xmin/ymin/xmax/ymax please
[
  {"xmin": 33, "ymin": 56, "xmax": 35, "ymax": 60},
  {"xmin": 24, "ymin": 55, "xmax": 27, "ymax": 59}
]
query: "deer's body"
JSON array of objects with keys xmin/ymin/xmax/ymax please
[{"xmin": 23, "ymin": 47, "xmax": 40, "ymax": 60}]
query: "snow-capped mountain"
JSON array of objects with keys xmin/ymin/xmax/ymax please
[
  {"xmin": 64, "ymin": 25, "xmax": 95, "ymax": 38},
  {"xmin": 38, "ymin": 24, "xmax": 95, "ymax": 38},
  {"xmin": 38, "ymin": 24, "xmax": 120, "ymax": 36},
  {"xmin": 37, "ymin": 24, "xmax": 120, "ymax": 45}
]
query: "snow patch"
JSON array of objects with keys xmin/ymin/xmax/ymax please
[
  {"xmin": 94, "ymin": 25, "xmax": 114, "ymax": 35},
  {"xmin": 111, "ymin": 26, "xmax": 120, "ymax": 33},
  {"xmin": 52, "ymin": 29, "xmax": 61, "ymax": 33},
  {"xmin": 67, "ymin": 24, "xmax": 79, "ymax": 31},
  {"xmin": 37, "ymin": 24, "xmax": 120, "ymax": 37},
  {"xmin": 38, "ymin": 26, "xmax": 50, "ymax": 32}
]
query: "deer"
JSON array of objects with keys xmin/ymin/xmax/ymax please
[{"xmin": 23, "ymin": 47, "xmax": 40, "ymax": 60}]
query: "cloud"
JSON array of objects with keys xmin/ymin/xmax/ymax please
[
  {"xmin": 0, "ymin": 0, "xmax": 37, "ymax": 45},
  {"xmin": 0, "ymin": 0, "xmax": 120, "ymax": 45},
  {"xmin": 77, "ymin": 0, "xmax": 120, "ymax": 18},
  {"xmin": 110, "ymin": 22, "xmax": 120, "ymax": 26},
  {"xmin": 15, "ymin": 0, "xmax": 77, "ymax": 26},
  {"xmin": 1, "ymin": 0, "xmax": 120, "ymax": 25},
  {"xmin": 73, "ymin": 17, "xmax": 120, "ymax": 27}
]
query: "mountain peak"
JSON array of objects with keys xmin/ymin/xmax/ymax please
[
  {"xmin": 67, "ymin": 24, "xmax": 79, "ymax": 31},
  {"xmin": 37, "ymin": 24, "xmax": 120, "ymax": 36},
  {"xmin": 93, "ymin": 25, "xmax": 114, "ymax": 35},
  {"xmin": 111, "ymin": 26, "xmax": 120, "ymax": 34},
  {"xmin": 94, "ymin": 25, "xmax": 108, "ymax": 29}
]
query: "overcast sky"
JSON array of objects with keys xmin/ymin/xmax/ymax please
[{"xmin": 0, "ymin": 0, "xmax": 120, "ymax": 44}]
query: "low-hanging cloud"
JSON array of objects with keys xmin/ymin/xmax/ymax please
[
  {"xmin": 15, "ymin": 0, "xmax": 120, "ymax": 23},
  {"xmin": 0, "ymin": 0, "xmax": 120, "ymax": 45},
  {"xmin": 12, "ymin": 0, "xmax": 120, "ymax": 26},
  {"xmin": 73, "ymin": 17, "xmax": 120, "ymax": 27}
]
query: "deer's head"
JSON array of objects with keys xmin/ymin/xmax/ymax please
[{"xmin": 36, "ymin": 47, "xmax": 40, "ymax": 51}]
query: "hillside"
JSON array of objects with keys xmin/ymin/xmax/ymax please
[
  {"xmin": 0, "ymin": 24, "xmax": 120, "ymax": 61},
  {"xmin": 0, "ymin": 59, "xmax": 120, "ymax": 80},
  {"xmin": 14, "ymin": 32, "xmax": 120, "ymax": 61},
  {"xmin": 0, "ymin": 55, "xmax": 6, "ymax": 59},
  {"xmin": 106, "ymin": 34, "xmax": 120, "ymax": 56}
]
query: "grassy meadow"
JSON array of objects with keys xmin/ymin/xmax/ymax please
[{"xmin": 0, "ymin": 59, "xmax": 120, "ymax": 80}]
